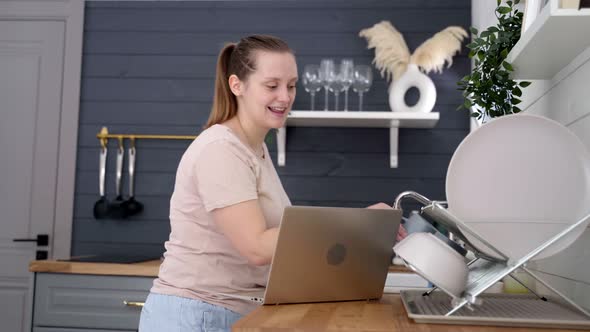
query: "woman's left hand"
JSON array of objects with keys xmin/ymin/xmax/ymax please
[
  {"xmin": 395, "ymin": 224, "xmax": 408, "ymax": 242},
  {"xmin": 367, "ymin": 202, "xmax": 407, "ymax": 242}
]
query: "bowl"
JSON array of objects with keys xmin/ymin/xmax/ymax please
[{"xmin": 393, "ymin": 232, "xmax": 468, "ymax": 298}]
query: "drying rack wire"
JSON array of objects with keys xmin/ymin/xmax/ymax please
[{"xmin": 393, "ymin": 191, "xmax": 590, "ymax": 321}]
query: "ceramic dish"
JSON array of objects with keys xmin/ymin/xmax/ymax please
[{"xmin": 446, "ymin": 114, "xmax": 590, "ymax": 260}]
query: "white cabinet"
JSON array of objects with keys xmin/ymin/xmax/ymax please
[
  {"xmin": 277, "ymin": 111, "xmax": 439, "ymax": 168},
  {"xmin": 507, "ymin": 0, "xmax": 590, "ymax": 80},
  {"xmin": 33, "ymin": 273, "xmax": 153, "ymax": 332},
  {"xmin": 34, "ymin": 329, "xmax": 130, "ymax": 332}
]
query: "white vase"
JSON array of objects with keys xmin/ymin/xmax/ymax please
[{"xmin": 388, "ymin": 64, "xmax": 437, "ymax": 113}]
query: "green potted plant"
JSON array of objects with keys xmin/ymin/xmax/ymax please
[{"xmin": 457, "ymin": 0, "xmax": 531, "ymax": 122}]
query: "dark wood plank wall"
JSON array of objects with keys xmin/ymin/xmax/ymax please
[{"xmin": 72, "ymin": 0, "xmax": 471, "ymax": 256}]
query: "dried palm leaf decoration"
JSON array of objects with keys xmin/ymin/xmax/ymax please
[
  {"xmin": 359, "ymin": 21, "xmax": 410, "ymax": 82},
  {"xmin": 359, "ymin": 21, "xmax": 467, "ymax": 81}
]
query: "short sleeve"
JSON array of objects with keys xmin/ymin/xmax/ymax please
[{"xmin": 194, "ymin": 140, "xmax": 259, "ymax": 212}]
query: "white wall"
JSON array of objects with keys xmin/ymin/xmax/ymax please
[
  {"xmin": 520, "ymin": 45, "xmax": 590, "ymax": 310},
  {"xmin": 472, "ymin": 0, "xmax": 590, "ymax": 309}
]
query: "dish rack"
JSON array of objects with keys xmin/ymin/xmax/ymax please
[{"xmin": 393, "ymin": 191, "xmax": 590, "ymax": 329}]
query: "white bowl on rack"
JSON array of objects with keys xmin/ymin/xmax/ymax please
[{"xmin": 394, "ymin": 232, "xmax": 468, "ymax": 298}]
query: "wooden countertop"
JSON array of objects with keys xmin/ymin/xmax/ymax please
[
  {"xmin": 29, "ymin": 260, "xmax": 409, "ymax": 277},
  {"xmin": 29, "ymin": 259, "xmax": 161, "ymax": 277},
  {"xmin": 232, "ymin": 294, "xmax": 582, "ymax": 332}
]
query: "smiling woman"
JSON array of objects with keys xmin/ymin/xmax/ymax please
[
  {"xmin": 138, "ymin": 35, "xmax": 297, "ymax": 332},
  {"xmin": 138, "ymin": 34, "xmax": 400, "ymax": 332}
]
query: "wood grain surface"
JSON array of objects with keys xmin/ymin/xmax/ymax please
[
  {"xmin": 232, "ymin": 294, "xmax": 584, "ymax": 332},
  {"xmin": 29, "ymin": 260, "xmax": 408, "ymax": 277},
  {"xmin": 29, "ymin": 259, "xmax": 160, "ymax": 276}
]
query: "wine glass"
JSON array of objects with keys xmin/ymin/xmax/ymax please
[
  {"xmin": 352, "ymin": 65, "xmax": 373, "ymax": 112},
  {"xmin": 302, "ymin": 65, "xmax": 323, "ymax": 110},
  {"xmin": 340, "ymin": 59, "xmax": 354, "ymax": 111},
  {"xmin": 327, "ymin": 64, "xmax": 345, "ymax": 111},
  {"xmin": 319, "ymin": 59, "xmax": 335, "ymax": 111}
]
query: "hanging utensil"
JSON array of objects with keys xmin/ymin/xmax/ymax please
[
  {"xmin": 122, "ymin": 138, "xmax": 144, "ymax": 217},
  {"xmin": 109, "ymin": 137, "xmax": 127, "ymax": 219},
  {"xmin": 93, "ymin": 140, "xmax": 110, "ymax": 219}
]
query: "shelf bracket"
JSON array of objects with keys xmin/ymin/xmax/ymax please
[
  {"xmin": 390, "ymin": 126, "xmax": 399, "ymax": 168},
  {"xmin": 390, "ymin": 120, "xmax": 400, "ymax": 168},
  {"xmin": 277, "ymin": 127, "xmax": 286, "ymax": 166}
]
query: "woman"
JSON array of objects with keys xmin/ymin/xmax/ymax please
[{"xmin": 139, "ymin": 35, "xmax": 404, "ymax": 332}]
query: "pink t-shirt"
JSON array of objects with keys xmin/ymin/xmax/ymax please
[{"xmin": 151, "ymin": 124, "xmax": 291, "ymax": 314}]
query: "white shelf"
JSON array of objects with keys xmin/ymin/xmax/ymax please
[
  {"xmin": 286, "ymin": 110, "xmax": 439, "ymax": 128},
  {"xmin": 506, "ymin": 0, "xmax": 590, "ymax": 80},
  {"xmin": 276, "ymin": 111, "xmax": 439, "ymax": 168}
]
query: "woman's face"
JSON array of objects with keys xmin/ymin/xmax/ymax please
[{"xmin": 234, "ymin": 51, "xmax": 298, "ymax": 130}]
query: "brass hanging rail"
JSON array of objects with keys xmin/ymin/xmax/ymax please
[{"xmin": 96, "ymin": 127, "xmax": 197, "ymax": 148}]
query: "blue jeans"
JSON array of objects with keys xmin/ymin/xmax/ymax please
[{"xmin": 139, "ymin": 293, "xmax": 243, "ymax": 332}]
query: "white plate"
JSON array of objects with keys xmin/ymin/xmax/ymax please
[{"xmin": 446, "ymin": 114, "xmax": 590, "ymax": 260}]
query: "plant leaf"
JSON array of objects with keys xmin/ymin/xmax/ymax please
[
  {"xmin": 500, "ymin": 48, "xmax": 508, "ymax": 59},
  {"xmin": 464, "ymin": 99, "xmax": 472, "ymax": 109},
  {"xmin": 457, "ymin": 0, "xmax": 527, "ymax": 122}
]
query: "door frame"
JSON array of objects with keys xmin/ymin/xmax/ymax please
[{"xmin": 0, "ymin": 0, "xmax": 84, "ymax": 259}]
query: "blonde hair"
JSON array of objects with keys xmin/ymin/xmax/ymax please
[{"xmin": 205, "ymin": 35, "xmax": 293, "ymax": 128}]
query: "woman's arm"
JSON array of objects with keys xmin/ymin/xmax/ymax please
[
  {"xmin": 212, "ymin": 201, "xmax": 407, "ymax": 266},
  {"xmin": 211, "ymin": 199, "xmax": 278, "ymax": 266}
]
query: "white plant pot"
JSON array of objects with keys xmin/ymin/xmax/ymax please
[{"xmin": 388, "ymin": 64, "xmax": 437, "ymax": 113}]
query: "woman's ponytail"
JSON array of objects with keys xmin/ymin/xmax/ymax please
[{"xmin": 205, "ymin": 43, "xmax": 237, "ymax": 128}]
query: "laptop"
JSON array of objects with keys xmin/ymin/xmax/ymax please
[{"xmin": 220, "ymin": 205, "xmax": 402, "ymax": 305}]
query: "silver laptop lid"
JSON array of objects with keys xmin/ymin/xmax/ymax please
[{"xmin": 264, "ymin": 206, "xmax": 401, "ymax": 305}]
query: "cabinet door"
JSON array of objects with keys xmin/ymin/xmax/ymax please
[{"xmin": 34, "ymin": 273, "xmax": 152, "ymax": 330}]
